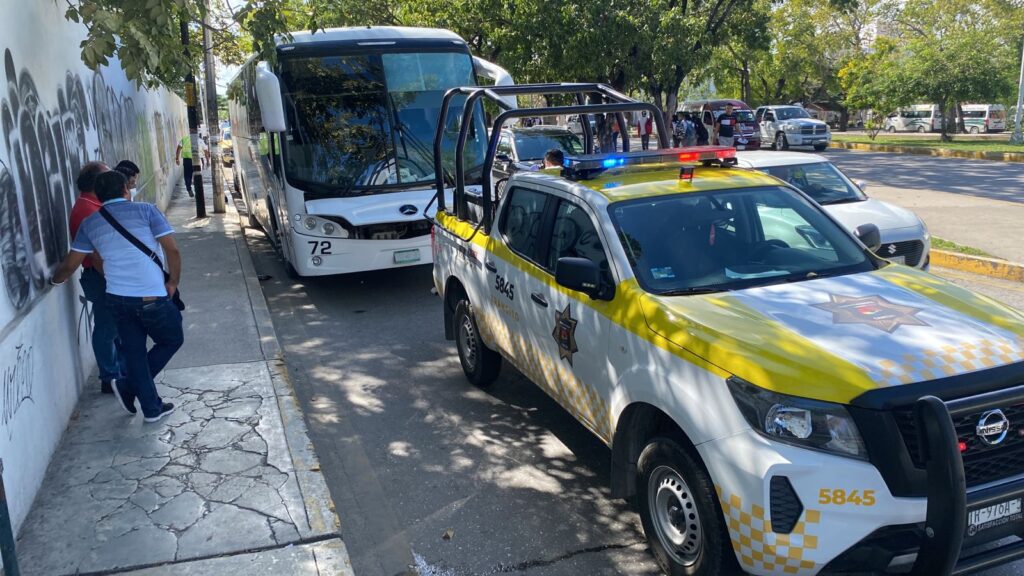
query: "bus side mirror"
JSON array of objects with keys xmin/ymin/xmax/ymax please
[{"xmin": 255, "ymin": 62, "xmax": 287, "ymax": 133}]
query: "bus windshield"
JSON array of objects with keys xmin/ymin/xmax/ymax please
[{"xmin": 279, "ymin": 51, "xmax": 486, "ymax": 197}]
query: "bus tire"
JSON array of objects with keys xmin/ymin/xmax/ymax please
[
  {"xmin": 969, "ymin": 126, "xmax": 980, "ymax": 134},
  {"xmin": 917, "ymin": 125, "xmax": 927, "ymax": 133},
  {"xmin": 637, "ymin": 437, "xmax": 733, "ymax": 576},
  {"xmin": 454, "ymin": 299, "xmax": 501, "ymax": 387},
  {"xmin": 886, "ymin": 126, "xmax": 896, "ymax": 133}
]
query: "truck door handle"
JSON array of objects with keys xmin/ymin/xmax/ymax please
[
  {"xmin": 530, "ymin": 292, "xmax": 548, "ymax": 307},
  {"xmin": 484, "ymin": 260, "xmax": 497, "ymax": 273}
]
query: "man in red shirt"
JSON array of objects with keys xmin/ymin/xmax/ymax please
[{"xmin": 69, "ymin": 161, "xmax": 124, "ymax": 393}]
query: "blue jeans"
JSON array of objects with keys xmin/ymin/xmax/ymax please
[
  {"xmin": 107, "ymin": 295, "xmax": 184, "ymax": 418},
  {"xmin": 80, "ymin": 268, "xmax": 124, "ymax": 381}
]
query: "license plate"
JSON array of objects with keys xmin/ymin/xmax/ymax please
[
  {"xmin": 968, "ymin": 498, "xmax": 1022, "ymax": 536},
  {"xmin": 889, "ymin": 255, "xmax": 906, "ymax": 265},
  {"xmin": 735, "ymin": 145, "xmax": 746, "ymax": 150},
  {"xmin": 394, "ymin": 249, "xmax": 420, "ymax": 264}
]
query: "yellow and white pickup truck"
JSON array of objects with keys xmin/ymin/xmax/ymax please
[{"xmin": 430, "ymin": 85, "xmax": 1024, "ymax": 576}]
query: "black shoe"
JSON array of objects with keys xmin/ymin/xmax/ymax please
[
  {"xmin": 101, "ymin": 379, "xmax": 114, "ymax": 394},
  {"xmin": 110, "ymin": 380, "xmax": 137, "ymax": 415},
  {"xmin": 187, "ymin": 189, "xmax": 195, "ymax": 198},
  {"xmin": 144, "ymin": 403, "xmax": 175, "ymax": 423}
]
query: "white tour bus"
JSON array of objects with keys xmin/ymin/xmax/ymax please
[{"xmin": 228, "ymin": 27, "xmax": 513, "ymax": 277}]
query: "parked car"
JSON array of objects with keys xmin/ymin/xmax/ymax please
[
  {"xmin": 736, "ymin": 151, "xmax": 931, "ymax": 269},
  {"xmin": 959, "ymin": 104, "xmax": 1007, "ymax": 133},
  {"xmin": 679, "ymin": 99, "xmax": 761, "ymax": 149},
  {"xmin": 493, "ymin": 126, "xmax": 586, "ymax": 194},
  {"xmin": 754, "ymin": 105, "xmax": 831, "ymax": 151},
  {"xmin": 885, "ymin": 105, "xmax": 942, "ymax": 133}
]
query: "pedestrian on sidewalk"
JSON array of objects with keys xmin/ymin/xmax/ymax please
[
  {"xmin": 51, "ymin": 170, "xmax": 182, "ymax": 423},
  {"xmin": 114, "ymin": 160, "xmax": 141, "ymax": 200},
  {"xmin": 67, "ymin": 161, "xmax": 124, "ymax": 394},
  {"xmin": 175, "ymin": 135, "xmax": 208, "ymax": 198}
]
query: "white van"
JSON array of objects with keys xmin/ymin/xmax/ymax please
[
  {"xmin": 959, "ymin": 104, "xmax": 1006, "ymax": 133},
  {"xmin": 884, "ymin": 104, "xmax": 941, "ymax": 133}
]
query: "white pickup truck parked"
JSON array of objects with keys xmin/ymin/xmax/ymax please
[{"xmin": 755, "ymin": 105, "xmax": 831, "ymax": 151}]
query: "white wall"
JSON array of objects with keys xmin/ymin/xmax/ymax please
[{"xmin": 0, "ymin": 1, "xmax": 186, "ymax": 534}]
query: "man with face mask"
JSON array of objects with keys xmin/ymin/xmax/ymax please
[
  {"xmin": 114, "ymin": 160, "xmax": 141, "ymax": 200},
  {"xmin": 68, "ymin": 161, "xmax": 124, "ymax": 394}
]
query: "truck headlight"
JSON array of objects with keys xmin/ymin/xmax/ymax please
[
  {"xmin": 784, "ymin": 124, "xmax": 799, "ymax": 132},
  {"xmin": 728, "ymin": 377, "xmax": 867, "ymax": 460}
]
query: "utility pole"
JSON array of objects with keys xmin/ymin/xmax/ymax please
[
  {"xmin": 202, "ymin": 0, "xmax": 225, "ymax": 213},
  {"xmin": 1012, "ymin": 36, "xmax": 1024, "ymax": 145},
  {"xmin": 181, "ymin": 18, "xmax": 206, "ymax": 217}
]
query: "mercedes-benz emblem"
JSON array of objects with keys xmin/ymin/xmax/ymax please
[
  {"xmin": 977, "ymin": 409, "xmax": 1010, "ymax": 446},
  {"xmin": 399, "ymin": 204, "xmax": 418, "ymax": 216},
  {"xmin": 887, "ymin": 244, "xmax": 898, "ymax": 255}
]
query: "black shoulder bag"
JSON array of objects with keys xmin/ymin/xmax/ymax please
[{"xmin": 99, "ymin": 207, "xmax": 185, "ymax": 311}]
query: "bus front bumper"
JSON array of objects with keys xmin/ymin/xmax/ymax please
[{"xmin": 290, "ymin": 231, "xmax": 432, "ymax": 276}]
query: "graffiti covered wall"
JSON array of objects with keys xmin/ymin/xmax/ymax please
[{"xmin": 0, "ymin": 1, "xmax": 186, "ymax": 533}]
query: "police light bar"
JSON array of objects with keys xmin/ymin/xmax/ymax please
[{"xmin": 561, "ymin": 147, "xmax": 736, "ymax": 180}]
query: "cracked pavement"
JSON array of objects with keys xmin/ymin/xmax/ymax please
[{"xmin": 15, "ymin": 362, "xmax": 313, "ymax": 575}]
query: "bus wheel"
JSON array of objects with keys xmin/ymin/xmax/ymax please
[
  {"xmin": 917, "ymin": 125, "xmax": 926, "ymax": 133},
  {"xmin": 886, "ymin": 126, "xmax": 896, "ymax": 133},
  {"xmin": 454, "ymin": 299, "xmax": 501, "ymax": 387},
  {"xmin": 969, "ymin": 126, "xmax": 980, "ymax": 135},
  {"xmin": 638, "ymin": 437, "xmax": 733, "ymax": 576}
]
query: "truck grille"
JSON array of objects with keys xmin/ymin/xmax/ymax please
[
  {"xmin": 894, "ymin": 403, "xmax": 1024, "ymax": 487},
  {"xmin": 880, "ymin": 240, "xmax": 924, "ymax": 267},
  {"xmin": 800, "ymin": 125, "xmax": 828, "ymax": 135}
]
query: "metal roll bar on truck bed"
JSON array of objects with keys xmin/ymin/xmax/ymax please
[{"xmin": 430, "ymin": 83, "xmax": 670, "ymax": 235}]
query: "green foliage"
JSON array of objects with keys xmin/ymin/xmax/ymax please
[{"xmin": 838, "ymin": 38, "xmax": 908, "ymax": 138}]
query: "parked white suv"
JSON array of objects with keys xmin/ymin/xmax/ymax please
[
  {"xmin": 736, "ymin": 151, "xmax": 931, "ymax": 269},
  {"xmin": 755, "ymin": 105, "xmax": 831, "ymax": 151}
]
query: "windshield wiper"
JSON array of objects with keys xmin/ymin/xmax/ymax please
[
  {"xmin": 654, "ymin": 287, "xmax": 728, "ymax": 296},
  {"xmin": 819, "ymin": 197, "xmax": 864, "ymax": 206}
]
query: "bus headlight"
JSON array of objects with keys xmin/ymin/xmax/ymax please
[
  {"xmin": 304, "ymin": 217, "xmax": 317, "ymax": 231},
  {"xmin": 323, "ymin": 222, "xmax": 336, "ymax": 236},
  {"xmin": 728, "ymin": 377, "xmax": 867, "ymax": 460}
]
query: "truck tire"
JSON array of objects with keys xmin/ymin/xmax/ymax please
[
  {"xmin": 637, "ymin": 437, "xmax": 735, "ymax": 576},
  {"xmin": 774, "ymin": 132, "xmax": 789, "ymax": 151},
  {"xmin": 454, "ymin": 299, "xmax": 501, "ymax": 387},
  {"xmin": 813, "ymin": 142, "xmax": 828, "ymax": 152}
]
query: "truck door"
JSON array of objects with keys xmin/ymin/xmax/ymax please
[{"xmin": 523, "ymin": 194, "xmax": 617, "ymax": 442}]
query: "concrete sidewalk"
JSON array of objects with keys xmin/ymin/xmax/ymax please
[{"xmin": 13, "ymin": 178, "xmax": 351, "ymax": 575}]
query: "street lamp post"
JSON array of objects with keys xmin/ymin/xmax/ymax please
[{"xmin": 1012, "ymin": 36, "xmax": 1024, "ymax": 145}]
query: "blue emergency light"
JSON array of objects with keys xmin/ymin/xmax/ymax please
[{"xmin": 561, "ymin": 147, "xmax": 737, "ymax": 181}]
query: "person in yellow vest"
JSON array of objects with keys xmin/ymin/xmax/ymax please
[{"xmin": 175, "ymin": 134, "xmax": 209, "ymax": 198}]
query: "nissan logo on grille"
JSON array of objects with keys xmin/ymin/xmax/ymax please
[
  {"xmin": 977, "ymin": 409, "xmax": 1010, "ymax": 446},
  {"xmin": 399, "ymin": 204, "xmax": 418, "ymax": 216},
  {"xmin": 887, "ymin": 244, "xmax": 898, "ymax": 255}
]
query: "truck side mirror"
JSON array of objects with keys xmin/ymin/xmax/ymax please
[
  {"xmin": 855, "ymin": 223, "xmax": 882, "ymax": 253},
  {"xmin": 556, "ymin": 257, "xmax": 603, "ymax": 299},
  {"xmin": 255, "ymin": 62, "xmax": 287, "ymax": 133}
]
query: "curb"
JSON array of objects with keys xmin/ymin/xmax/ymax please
[
  {"xmin": 830, "ymin": 141, "xmax": 1024, "ymax": 162},
  {"xmin": 222, "ymin": 192, "xmax": 346, "ymax": 550},
  {"xmin": 931, "ymin": 249, "xmax": 1024, "ymax": 282}
]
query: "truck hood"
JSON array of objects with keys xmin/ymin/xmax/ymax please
[
  {"xmin": 305, "ymin": 188, "xmax": 453, "ymax": 226},
  {"xmin": 823, "ymin": 198, "xmax": 923, "ymax": 239},
  {"xmin": 780, "ymin": 118, "xmax": 828, "ymax": 128},
  {"xmin": 638, "ymin": 265, "xmax": 1024, "ymax": 404}
]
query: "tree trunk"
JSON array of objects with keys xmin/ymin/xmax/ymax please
[
  {"xmin": 839, "ymin": 107, "xmax": 849, "ymax": 132},
  {"xmin": 939, "ymin": 99, "xmax": 952, "ymax": 142},
  {"xmin": 955, "ymin": 102, "xmax": 966, "ymax": 134},
  {"xmin": 666, "ymin": 90, "xmax": 679, "ymax": 131},
  {"xmin": 741, "ymin": 62, "xmax": 751, "ymax": 104}
]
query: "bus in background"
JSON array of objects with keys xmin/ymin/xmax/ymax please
[
  {"xmin": 959, "ymin": 103, "xmax": 1006, "ymax": 133},
  {"xmin": 884, "ymin": 104, "xmax": 941, "ymax": 133},
  {"xmin": 228, "ymin": 27, "xmax": 513, "ymax": 278}
]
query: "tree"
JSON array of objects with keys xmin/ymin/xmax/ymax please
[
  {"xmin": 63, "ymin": 0, "xmax": 314, "ymax": 88},
  {"xmin": 838, "ymin": 38, "xmax": 910, "ymax": 139}
]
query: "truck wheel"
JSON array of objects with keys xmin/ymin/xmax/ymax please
[
  {"xmin": 813, "ymin": 142, "xmax": 828, "ymax": 152},
  {"xmin": 638, "ymin": 437, "xmax": 734, "ymax": 576},
  {"xmin": 774, "ymin": 132, "xmax": 788, "ymax": 151},
  {"xmin": 454, "ymin": 299, "xmax": 501, "ymax": 387}
]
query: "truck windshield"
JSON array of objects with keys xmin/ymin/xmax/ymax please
[
  {"xmin": 609, "ymin": 186, "xmax": 874, "ymax": 294},
  {"xmin": 775, "ymin": 107, "xmax": 811, "ymax": 120},
  {"xmin": 279, "ymin": 51, "xmax": 487, "ymax": 197}
]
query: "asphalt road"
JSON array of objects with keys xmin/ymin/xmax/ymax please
[{"xmin": 245, "ymin": 227, "xmax": 1024, "ymax": 576}]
